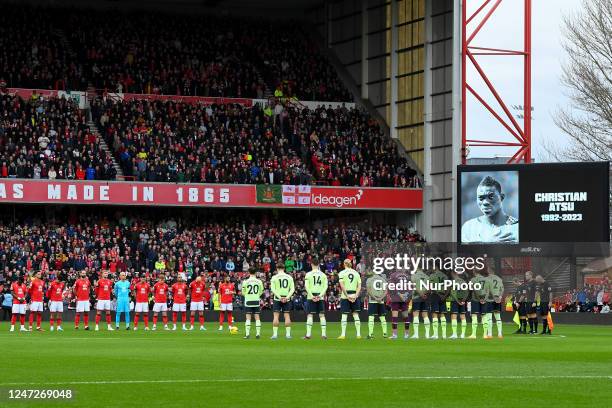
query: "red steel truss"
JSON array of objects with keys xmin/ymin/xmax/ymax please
[{"xmin": 461, "ymin": 0, "xmax": 532, "ymax": 164}]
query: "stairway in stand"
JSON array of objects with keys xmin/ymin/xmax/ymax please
[{"xmin": 87, "ymin": 120, "xmax": 124, "ymax": 180}]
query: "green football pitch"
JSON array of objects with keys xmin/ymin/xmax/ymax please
[{"xmin": 0, "ymin": 322, "xmax": 610, "ymax": 408}]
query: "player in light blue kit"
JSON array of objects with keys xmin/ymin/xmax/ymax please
[{"xmin": 114, "ymin": 272, "xmax": 131, "ymax": 330}]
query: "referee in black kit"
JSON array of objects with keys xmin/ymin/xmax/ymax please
[
  {"xmin": 513, "ymin": 279, "xmax": 527, "ymax": 334},
  {"xmin": 535, "ymin": 275, "xmax": 553, "ymax": 335},
  {"xmin": 522, "ymin": 271, "xmax": 538, "ymax": 334}
]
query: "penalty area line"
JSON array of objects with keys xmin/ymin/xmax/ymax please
[{"xmin": 0, "ymin": 375, "xmax": 610, "ymax": 386}]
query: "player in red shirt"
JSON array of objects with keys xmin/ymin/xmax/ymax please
[
  {"xmin": 218, "ymin": 274, "xmax": 236, "ymax": 330},
  {"xmin": 189, "ymin": 275, "xmax": 207, "ymax": 331},
  {"xmin": 73, "ymin": 270, "xmax": 92, "ymax": 330},
  {"xmin": 94, "ymin": 271, "xmax": 114, "ymax": 331},
  {"xmin": 133, "ymin": 274, "xmax": 151, "ymax": 330},
  {"xmin": 152, "ymin": 273, "xmax": 169, "ymax": 330},
  {"xmin": 47, "ymin": 272, "xmax": 66, "ymax": 331},
  {"xmin": 28, "ymin": 271, "xmax": 46, "ymax": 331},
  {"xmin": 10, "ymin": 274, "xmax": 28, "ymax": 332},
  {"xmin": 170, "ymin": 273, "xmax": 188, "ymax": 330}
]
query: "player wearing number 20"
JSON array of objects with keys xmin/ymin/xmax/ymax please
[
  {"xmin": 242, "ymin": 268, "xmax": 264, "ymax": 339},
  {"xmin": 270, "ymin": 264, "xmax": 295, "ymax": 339},
  {"xmin": 338, "ymin": 259, "xmax": 362, "ymax": 339},
  {"xmin": 304, "ymin": 257, "xmax": 329, "ymax": 340}
]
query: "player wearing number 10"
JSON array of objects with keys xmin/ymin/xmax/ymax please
[
  {"xmin": 242, "ymin": 268, "xmax": 264, "ymax": 339},
  {"xmin": 304, "ymin": 257, "xmax": 328, "ymax": 340},
  {"xmin": 270, "ymin": 264, "xmax": 295, "ymax": 339},
  {"xmin": 338, "ymin": 259, "xmax": 362, "ymax": 339}
]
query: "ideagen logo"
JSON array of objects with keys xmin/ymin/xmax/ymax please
[{"xmin": 312, "ymin": 189, "xmax": 364, "ymax": 208}]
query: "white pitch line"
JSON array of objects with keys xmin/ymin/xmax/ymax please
[{"xmin": 0, "ymin": 375, "xmax": 610, "ymax": 387}]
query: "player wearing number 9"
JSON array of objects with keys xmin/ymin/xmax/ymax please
[
  {"xmin": 270, "ymin": 264, "xmax": 295, "ymax": 339},
  {"xmin": 338, "ymin": 259, "xmax": 362, "ymax": 339},
  {"xmin": 462, "ymin": 176, "xmax": 518, "ymax": 243}
]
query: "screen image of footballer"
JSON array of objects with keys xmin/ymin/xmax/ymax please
[
  {"xmin": 458, "ymin": 162, "xmax": 609, "ymax": 249},
  {"xmin": 0, "ymin": 1, "xmax": 611, "ymax": 408}
]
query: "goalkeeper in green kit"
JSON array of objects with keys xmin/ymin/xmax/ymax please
[
  {"xmin": 241, "ymin": 268, "xmax": 264, "ymax": 339},
  {"xmin": 303, "ymin": 257, "xmax": 329, "ymax": 339}
]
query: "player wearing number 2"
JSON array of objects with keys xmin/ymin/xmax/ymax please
[
  {"xmin": 484, "ymin": 269, "xmax": 504, "ymax": 338},
  {"xmin": 338, "ymin": 259, "xmax": 362, "ymax": 339},
  {"xmin": 270, "ymin": 264, "xmax": 295, "ymax": 339},
  {"xmin": 241, "ymin": 268, "xmax": 264, "ymax": 339},
  {"xmin": 303, "ymin": 257, "xmax": 329, "ymax": 340}
]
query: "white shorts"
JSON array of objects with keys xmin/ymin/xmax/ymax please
[
  {"xmin": 220, "ymin": 303, "xmax": 233, "ymax": 311},
  {"xmin": 49, "ymin": 301, "xmax": 64, "ymax": 313},
  {"xmin": 96, "ymin": 300, "xmax": 111, "ymax": 311},
  {"xmin": 153, "ymin": 303, "xmax": 168, "ymax": 313},
  {"xmin": 190, "ymin": 301, "xmax": 204, "ymax": 311},
  {"xmin": 30, "ymin": 301, "xmax": 44, "ymax": 312},
  {"xmin": 172, "ymin": 303, "xmax": 186, "ymax": 312},
  {"xmin": 76, "ymin": 300, "xmax": 90, "ymax": 313},
  {"xmin": 12, "ymin": 304, "xmax": 26, "ymax": 314},
  {"xmin": 135, "ymin": 302, "xmax": 149, "ymax": 313}
]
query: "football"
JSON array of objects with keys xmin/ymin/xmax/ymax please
[{"xmin": 230, "ymin": 326, "xmax": 239, "ymax": 335}]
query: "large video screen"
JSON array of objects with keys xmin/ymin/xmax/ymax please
[{"xmin": 458, "ymin": 162, "xmax": 609, "ymax": 244}]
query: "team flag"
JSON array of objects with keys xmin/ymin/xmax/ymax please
[
  {"xmin": 513, "ymin": 311, "xmax": 521, "ymax": 326},
  {"xmin": 256, "ymin": 185, "xmax": 282, "ymax": 204},
  {"xmin": 547, "ymin": 312, "xmax": 554, "ymax": 331}
]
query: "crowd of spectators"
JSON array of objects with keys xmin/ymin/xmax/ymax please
[
  {"xmin": 0, "ymin": 4, "xmax": 351, "ymax": 102},
  {"xmin": 0, "ymin": 6, "xmax": 82, "ymax": 91},
  {"xmin": 0, "ymin": 93, "xmax": 116, "ymax": 180},
  {"xmin": 554, "ymin": 279, "xmax": 611, "ymax": 313},
  {"xmin": 66, "ymin": 12, "xmax": 263, "ymax": 98},
  {"xmin": 0, "ymin": 211, "xmax": 423, "ymax": 312},
  {"xmin": 255, "ymin": 25, "xmax": 352, "ymax": 102},
  {"xmin": 92, "ymin": 97, "xmax": 418, "ymax": 187}
]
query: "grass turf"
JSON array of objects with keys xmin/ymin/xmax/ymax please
[{"xmin": 0, "ymin": 321, "xmax": 610, "ymax": 408}]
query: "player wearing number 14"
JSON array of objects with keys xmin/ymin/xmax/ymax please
[
  {"xmin": 242, "ymin": 268, "xmax": 264, "ymax": 339},
  {"xmin": 304, "ymin": 257, "xmax": 328, "ymax": 340}
]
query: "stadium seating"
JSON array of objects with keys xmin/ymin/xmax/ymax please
[
  {"xmin": 64, "ymin": 11, "xmax": 262, "ymax": 98},
  {"xmin": 0, "ymin": 6, "xmax": 80, "ymax": 91},
  {"xmin": 254, "ymin": 25, "xmax": 352, "ymax": 102},
  {"xmin": 0, "ymin": 93, "xmax": 116, "ymax": 180},
  {"xmin": 92, "ymin": 98, "xmax": 418, "ymax": 186},
  {"xmin": 0, "ymin": 213, "xmax": 423, "ymax": 309},
  {"xmin": 0, "ymin": 5, "xmax": 351, "ymax": 102}
]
